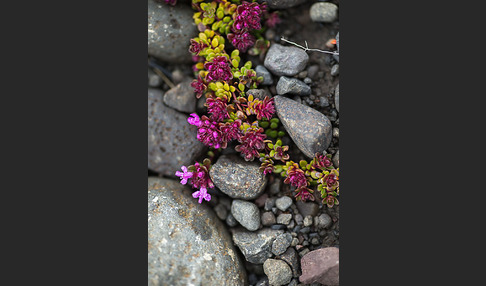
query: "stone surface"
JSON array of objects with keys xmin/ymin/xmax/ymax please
[
  {"xmin": 276, "ymin": 76, "xmax": 311, "ymax": 96},
  {"xmin": 256, "ymin": 65, "xmax": 274, "ymax": 85},
  {"xmin": 262, "ymin": 211, "xmax": 277, "ymax": 226},
  {"xmin": 231, "ymin": 200, "xmax": 261, "ymax": 231},
  {"xmin": 303, "ymin": 215, "xmax": 313, "ymax": 227},
  {"xmin": 148, "ymin": 177, "xmax": 247, "ymax": 286},
  {"xmin": 148, "ymin": 0, "xmax": 197, "ymax": 63},
  {"xmin": 331, "ymin": 64, "xmax": 339, "ymax": 77},
  {"xmin": 163, "ymin": 80, "xmax": 196, "ymax": 113},
  {"xmin": 148, "ymin": 88, "xmax": 206, "ymax": 175},
  {"xmin": 280, "ymin": 247, "xmax": 301, "ymax": 278},
  {"xmin": 209, "ymin": 154, "xmax": 268, "ymax": 200},
  {"xmin": 274, "ymin": 95, "xmax": 333, "ymax": 158},
  {"xmin": 315, "ymin": 213, "xmax": 332, "ymax": 229},
  {"xmin": 310, "ymin": 2, "xmax": 338, "ymax": 23},
  {"xmin": 265, "ymin": 0, "xmax": 308, "ymax": 9},
  {"xmin": 333, "ymin": 150, "xmax": 339, "ymax": 168},
  {"xmin": 334, "ymin": 83, "xmax": 339, "ymax": 112},
  {"xmin": 148, "ymin": 68, "xmax": 162, "ymax": 87},
  {"xmin": 271, "ymin": 233, "xmax": 293, "ymax": 255},
  {"xmin": 276, "ymin": 213, "xmax": 293, "ymax": 225},
  {"xmin": 263, "ymin": 259, "xmax": 293, "ymax": 286},
  {"xmin": 232, "ymin": 228, "xmax": 284, "ymax": 264},
  {"xmin": 299, "ymin": 247, "xmax": 339, "ymax": 285},
  {"xmin": 264, "ymin": 44, "xmax": 309, "ymax": 77},
  {"xmin": 275, "ymin": 196, "xmax": 293, "ymax": 212},
  {"xmin": 247, "ymin": 88, "xmax": 272, "ymax": 100},
  {"xmin": 296, "ymin": 201, "xmax": 320, "ymax": 218}
]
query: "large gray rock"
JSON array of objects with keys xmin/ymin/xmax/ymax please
[
  {"xmin": 274, "ymin": 96, "xmax": 333, "ymax": 158},
  {"xmin": 148, "ymin": 88, "xmax": 206, "ymax": 175},
  {"xmin": 148, "ymin": 177, "xmax": 247, "ymax": 286},
  {"xmin": 209, "ymin": 154, "xmax": 267, "ymax": 200},
  {"xmin": 299, "ymin": 247, "xmax": 339, "ymax": 285},
  {"xmin": 163, "ymin": 80, "xmax": 196, "ymax": 113},
  {"xmin": 334, "ymin": 83, "xmax": 339, "ymax": 112},
  {"xmin": 148, "ymin": 0, "xmax": 197, "ymax": 63},
  {"xmin": 265, "ymin": 0, "xmax": 308, "ymax": 9},
  {"xmin": 231, "ymin": 200, "xmax": 261, "ymax": 231},
  {"xmin": 232, "ymin": 228, "xmax": 284, "ymax": 264},
  {"xmin": 263, "ymin": 259, "xmax": 293, "ymax": 286},
  {"xmin": 264, "ymin": 44, "xmax": 309, "ymax": 77},
  {"xmin": 310, "ymin": 2, "xmax": 338, "ymax": 23},
  {"xmin": 276, "ymin": 76, "xmax": 311, "ymax": 96}
]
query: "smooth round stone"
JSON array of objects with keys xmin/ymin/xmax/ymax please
[
  {"xmin": 310, "ymin": 2, "xmax": 338, "ymax": 23},
  {"xmin": 265, "ymin": 0, "xmax": 308, "ymax": 9},
  {"xmin": 148, "ymin": 177, "xmax": 247, "ymax": 286},
  {"xmin": 276, "ymin": 76, "xmax": 311, "ymax": 96},
  {"xmin": 231, "ymin": 200, "xmax": 261, "ymax": 231},
  {"xmin": 163, "ymin": 80, "xmax": 196, "ymax": 113},
  {"xmin": 148, "ymin": 0, "xmax": 197, "ymax": 63},
  {"xmin": 275, "ymin": 196, "xmax": 293, "ymax": 212},
  {"xmin": 209, "ymin": 154, "xmax": 267, "ymax": 200},
  {"xmin": 263, "ymin": 259, "xmax": 293, "ymax": 286},
  {"xmin": 255, "ymin": 65, "xmax": 274, "ymax": 85},
  {"xmin": 264, "ymin": 44, "xmax": 309, "ymax": 77}
]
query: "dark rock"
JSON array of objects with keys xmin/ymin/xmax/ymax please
[
  {"xmin": 331, "ymin": 64, "xmax": 339, "ymax": 76},
  {"xmin": 272, "ymin": 233, "xmax": 293, "ymax": 255},
  {"xmin": 334, "ymin": 84, "xmax": 339, "ymax": 112},
  {"xmin": 296, "ymin": 201, "xmax": 320, "ymax": 218},
  {"xmin": 271, "ymin": 224, "xmax": 287, "ymax": 230},
  {"xmin": 148, "ymin": 0, "xmax": 197, "ymax": 63},
  {"xmin": 209, "ymin": 154, "xmax": 267, "ymax": 200},
  {"xmin": 276, "ymin": 76, "xmax": 311, "ymax": 96},
  {"xmin": 268, "ymin": 178, "xmax": 282, "ymax": 195},
  {"xmin": 264, "ymin": 197, "xmax": 276, "ymax": 211},
  {"xmin": 255, "ymin": 65, "xmax": 274, "ymax": 85},
  {"xmin": 214, "ymin": 203, "xmax": 228, "ymax": 220},
  {"xmin": 299, "ymin": 247, "xmax": 339, "ymax": 285},
  {"xmin": 275, "ymin": 196, "xmax": 293, "ymax": 212},
  {"xmin": 148, "ymin": 68, "xmax": 162, "ymax": 87},
  {"xmin": 247, "ymin": 88, "xmax": 272, "ymax": 100},
  {"xmin": 231, "ymin": 200, "xmax": 261, "ymax": 231},
  {"xmin": 280, "ymin": 247, "xmax": 300, "ymax": 278},
  {"xmin": 333, "ymin": 150, "xmax": 339, "ymax": 168},
  {"xmin": 163, "ymin": 80, "xmax": 196, "ymax": 113},
  {"xmin": 310, "ymin": 2, "xmax": 338, "ymax": 23},
  {"xmin": 262, "ymin": 212, "xmax": 277, "ymax": 226},
  {"xmin": 226, "ymin": 213, "xmax": 238, "ymax": 227},
  {"xmin": 264, "ymin": 44, "xmax": 309, "ymax": 77},
  {"xmin": 265, "ymin": 0, "xmax": 308, "ymax": 9},
  {"xmin": 263, "ymin": 259, "xmax": 293, "ymax": 286},
  {"xmin": 274, "ymin": 96, "xmax": 333, "ymax": 158},
  {"xmin": 148, "ymin": 177, "xmax": 247, "ymax": 286},
  {"xmin": 232, "ymin": 228, "xmax": 284, "ymax": 264},
  {"xmin": 148, "ymin": 88, "xmax": 206, "ymax": 176}
]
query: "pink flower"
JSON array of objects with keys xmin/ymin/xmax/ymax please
[
  {"xmin": 295, "ymin": 187, "xmax": 315, "ymax": 202},
  {"xmin": 196, "ymin": 116, "xmax": 223, "ymax": 149},
  {"xmin": 233, "ymin": 2, "xmax": 264, "ymax": 31},
  {"xmin": 204, "ymin": 56, "xmax": 233, "ymax": 82},
  {"xmin": 190, "ymin": 162, "xmax": 214, "ymax": 190},
  {"xmin": 265, "ymin": 11, "xmax": 281, "ymax": 29},
  {"xmin": 189, "ymin": 39, "xmax": 207, "ymax": 55},
  {"xmin": 227, "ymin": 30, "xmax": 255, "ymax": 52},
  {"xmin": 188, "ymin": 113, "xmax": 202, "ymax": 127},
  {"xmin": 253, "ymin": 96, "xmax": 275, "ymax": 120},
  {"xmin": 315, "ymin": 153, "xmax": 332, "ymax": 169},
  {"xmin": 192, "ymin": 186, "xmax": 211, "ymax": 204},
  {"xmin": 175, "ymin": 165, "xmax": 193, "ymax": 185},
  {"xmin": 163, "ymin": 0, "xmax": 176, "ymax": 6},
  {"xmin": 219, "ymin": 120, "xmax": 241, "ymax": 143},
  {"xmin": 191, "ymin": 76, "xmax": 206, "ymax": 99},
  {"xmin": 235, "ymin": 128, "xmax": 266, "ymax": 161},
  {"xmin": 206, "ymin": 97, "xmax": 229, "ymax": 122}
]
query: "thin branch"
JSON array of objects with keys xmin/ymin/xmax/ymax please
[
  {"xmin": 281, "ymin": 37, "xmax": 339, "ymax": 56},
  {"xmin": 153, "ymin": 67, "xmax": 175, "ymax": 89}
]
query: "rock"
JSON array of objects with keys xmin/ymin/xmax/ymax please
[
  {"xmin": 209, "ymin": 154, "xmax": 268, "ymax": 200},
  {"xmin": 303, "ymin": 215, "xmax": 313, "ymax": 227},
  {"xmin": 280, "ymin": 247, "xmax": 300, "ymax": 277},
  {"xmin": 268, "ymin": 178, "xmax": 282, "ymax": 195},
  {"xmin": 333, "ymin": 150, "xmax": 339, "ymax": 168},
  {"xmin": 214, "ymin": 203, "xmax": 228, "ymax": 220},
  {"xmin": 296, "ymin": 201, "xmax": 320, "ymax": 218},
  {"xmin": 276, "ymin": 213, "xmax": 292, "ymax": 225},
  {"xmin": 310, "ymin": 2, "xmax": 338, "ymax": 23},
  {"xmin": 231, "ymin": 200, "xmax": 261, "ymax": 231},
  {"xmin": 148, "ymin": 0, "xmax": 197, "ymax": 63},
  {"xmin": 318, "ymin": 96, "xmax": 330, "ymax": 108},
  {"xmin": 334, "ymin": 32, "xmax": 340, "ymax": 62},
  {"xmin": 272, "ymin": 233, "xmax": 292, "ymax": 255},
  {"xmin": 256, "ymin": 65, "xmax": 274, "ymax": 85},
  {"xmin": 265, "ymin": 0, "xmax": 308, "ymax": 9},
  {"xmin": 294, "ymin": 214, "xmax": 303, "ymax": 225},
  {"xmin": 148, "ymin": 177, "xmax": 247, "ymax": 286},
  {"xmin": 163, "ymin": 80, "xmax": 196, "ymax": 113},
  {"xmin": 265, "ymin": 197, "xmax": 276, "ymax": 211},
  {"xmin": 264, "ymin": 44, "xmax": 309, "ymax": 77},
  {"xmin": 307, "ymin": 65, "xmax": 319, "ymax": 79},
  {"xmin": 232, "ymin": 228, "xmax": 284, "ymax": 264},
  {"xmin": 262, "ymin": 212, "xmax": 277, "ymax": 226},
  {"xmin": 275, "ymin": 196, "xmax": 293, "ymax": 212},
  {"xmin": 226, "ymin": 213, "xmax": 238, "ymax": 227},
  {"xmin": 299, "ymin": 247, "xmax": 339, "ymax": 285},
  {"xmin": 247, "ymin": 88, "xmax": 272, "ymax": 100},
  {"xmin": 334, "ymin": 84, "xmax": 339, "ymax": 112},
  {"xmin": 148, "ymin": 68, "xmax": 162, "ymax": 87},
  {"xmin": 333, "ymin": 128, "xmax": 339, "ymax": 138},
  {"xmin": 274, "ymin": 96, "xmax": 333, "ymax": 158},
  {"xmin": 263, "ymin": 259, "xmax": 293, "ymax": 286},
  {"xmin": 276, "ymin": 76, "xmax": 311, "ymax": 96},
  {"xmin": 331, "ymin": 64, "xmax": 339, "ymax": 76},
  {"xmin": 148, "ymin": 88, "xmax": 206, "ymax": 176},
  {"xmin": 315, "ymin": 213, "xmax": 332, "ymax": 229}
]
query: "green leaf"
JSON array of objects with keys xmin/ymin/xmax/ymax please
[
  {"xmin": 238, "ymin": 83, "xmax": 245, "ymax": 92},
  {"xmin": 232, "ymin": 59, "xmax": 239, "ymax": 68},
  {"xmin": 270, "ymin": 122, "xmax": 278, "ymax": 129},
  {"xmin": 244, "ymin": 61, "xmax": 252, "ymax": 69},
  {"xmin": 270, "ymin": 118, "xmax": 279, "ymax": 124},
  {"xmin": 259, "ymin": 121, "xmax": 269, "ymax": 128},
  {"xmin": 269, "ymin": 130, "xmax": 278, "ymax": 138},
  {"xmin": 269, "ymin": 150, "xmax": 275, "ymax": 157},
  {"xmin": 267, "ymin": 142, "xmax": 274, "ymax": 149},
  {"xmin": 275, "ymin": 139, "xmax": 282, "ymax": 146},
  {"xmin": 299, "ymin": 160, "xmax": 307, "ymax": 169},
  {"xmin": 233, "ymin": 71, "xmax": 241, "ymax": 78},
  {"xmin": 223, "ymin": 16, "xmax": 231, "ymax": 23},
  {"xmin": 278, "ymin": 131, "xmax": 286, "ymax": 137},
  {"xmin": 231, "ymin": 49, "xmax": 239, "ymax": 58},
  {"xmin": 274, "ymin": 165, "xmax": 283, "ymax": 173},
  {"xmin": 216, "ymin": 10, "xmax": 224, "ymax": 19}
]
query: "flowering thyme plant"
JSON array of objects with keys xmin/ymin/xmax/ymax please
[{"xmin": 166, "ymin": 0, "xmax": 339, "ymax": 206}]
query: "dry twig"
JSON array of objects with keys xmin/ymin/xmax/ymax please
[{"xmin": 281, "ymin": 37, "xmax": 339, "ymax": 56}]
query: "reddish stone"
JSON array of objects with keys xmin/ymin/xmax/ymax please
[{"xmin": 299, "ymin": 247, "xmax": 339, "ymax": 285}]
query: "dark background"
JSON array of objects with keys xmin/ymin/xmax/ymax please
[{"xmin": 2, "ymin": 0, "xmax": 485, "ymax": 285}]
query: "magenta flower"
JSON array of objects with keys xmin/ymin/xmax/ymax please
[
  {"xmin": 235, "ymin": 128, "xmax": 266, "ymax": 161},
  {"xmin": 190, "ymin": 162, "xmax": 214, "ymax": 190},
  {"xmin": 192, "ymin": 186, "xmax": 211, "ymax": 204},
  {"xmin": 175, "ymin": 166, "xmax": 193, "ymax": 185},
  {"xmin": 295, "ymin": 187, "xmax": 315, "ymax": 202},
  {"xmin": 219, "ymin": 120, "xmax": 241, "ymax": 143},
  {"xmin": 163, "ymin": 0, "xmax": 177, "ymax": 6},
  {"xmin": 206, "ymin": 97, "xmax": 229, "ymax": 122},
  {"xmin": 189, "ymin": 39, "xmax": 207, "ymax": 55},
  {"xmin": 196, "ymin": 116, "xmax": 224, "ymax": 149},
  {"xmin": 265, "ymin": 11, "xmax": 281, "ymax": 29},
  {"xmin": 191, "ymin": 76, "xmax": 207, "ymax": 99},
  {"xmin": 233, "ymin": 1, "xmax": 264, "ymax": 31},
  {"xmin": 188, "ymin": 113, "xmax": 202, "ymax": 127},
  {"xmin": 284, "ymin": 166, "xmax": 307, "ymax": 188},
  {"xmin": 314, "ymin": 153, "xmax": 332, "ymax": 169},
  {"xmin": 227, "ymin": 30, "xmax": 255, "ymax": 52},
  {"xmin": 253, "ymin": 96, "xmax": 275, "ymax": 120},
  {"xmin": 204, "ymin": 56, "xmax": 233, "ymax": 82}
]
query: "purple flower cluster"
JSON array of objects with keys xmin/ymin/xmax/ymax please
[
  {"xmin": 204, "ymin": 56, "xmax": 233, "ymax": 83},
  {"xmin": 188, "ymin": 113, "xmax": 241, "ymax": 149},
  {"xmin": 189, "ymin": 39, "xmax": 208, "ymax": 56},
  {"xmin": 228, "ymin": 1, "xmax": 266, "ymax": 52},
  {"xmin": 175, "ymin": 162, "xmax": 214, "ymax": 204},
  {"xmin": 253, "ymin": 96, "xmax": 275, "ymax": 120},
  {"xmin": 206, "ymin": 97, "xmax": 229, "ymax": 122},
  {"xmin": 235, "ymin": 128, "xmax": 266, "ymax": 161},
  {"xmin": 191, "ymin": 76, "xmax": 207, "ymax": 99}
]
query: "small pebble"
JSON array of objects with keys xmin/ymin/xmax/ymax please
[
  {"xmin": 264, "ymin": 197, "xmax": 276, "ymax": 211},
  {"xmin": 214, "ymin": 203, "xmax": 228, "ymax": 220},
  {"xmin": 226, "ymin": 213, "xmax": 238, "ymax": 227},
  {"xmin": 275, "ymin": 196, "xmax": 293, "ymax": 211},
  {"xmin": 311, "ymin": 238, "xmax": 320, "ymax": 245},
  {"xmin": 333, "ymin": 128, "xmax": 339, "ymax": 138},
  {"xmin": 287, "ymin": 220, "xmax": 295, "ymax": 229},
  {"xmin": 262, "ymin": 212, "xmax": 277, "ymax": 226},
  {"xmin": 331, "ymin": 64, "xmax": 339, "ymax": 76},
  {"xmin": 303, "ymin": 77, "xmax": 312, "ymax": 84},
  {"xmin": 299, "ymin": 227, "xmax": 310, "ymax": 234},
  {"xmin": 303, "ymin": 215, "xmax": 313, "ymax": 227},
  {"xmin": 291, "ymin": 237, "xmax": 299, "ymax": 247},
  {"xmin": 294, "ymin": 214, "xmax": 303, "ymax": 225},
  {"xmin": 271, "ymin": 224, "xmax": 287, "ymax": 230},
  {"xmin": 277, "ymin": 213, "xmax": 293, "ymax": 225},
  {"xmin": 299, "ymin": 248, "xmax": 310, "ymax": 257}
]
